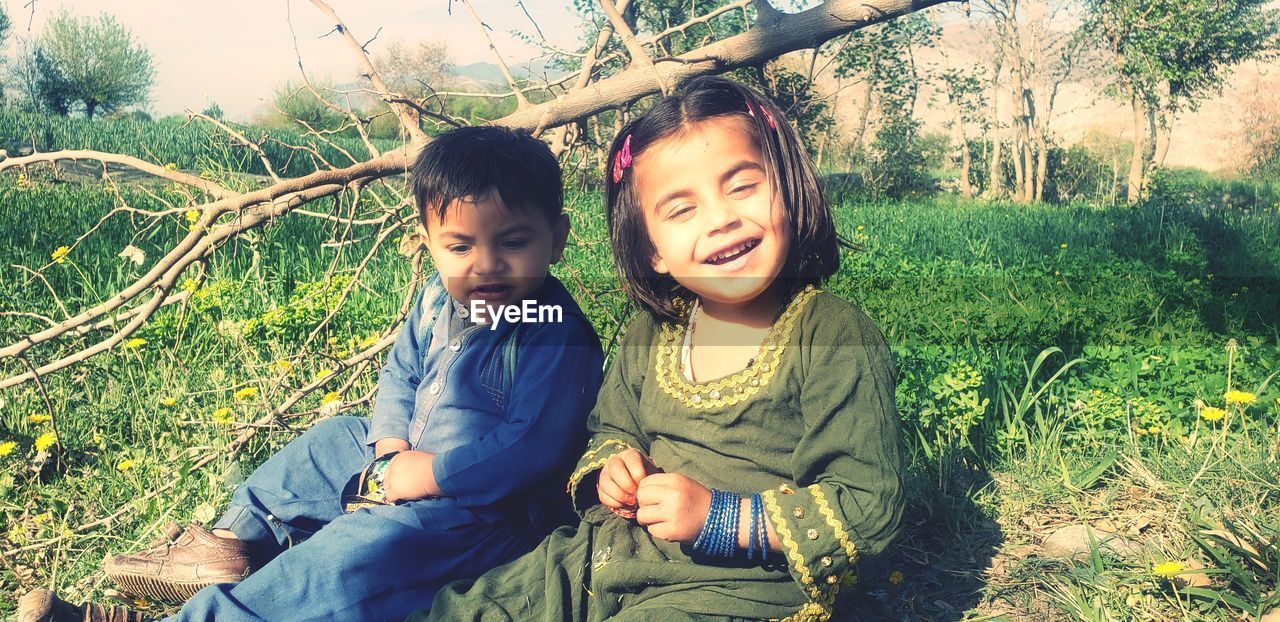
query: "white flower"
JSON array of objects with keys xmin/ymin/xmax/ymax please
[{"xmin": 118, "ymin": 245, "xmax": 146, "ymax": 266}]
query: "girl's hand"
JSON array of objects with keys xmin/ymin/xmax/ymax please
[
  {"xmin": 597, "ymin": 449, "xmax": 655, "ymax": 516},
  {"xmin": 634, "ymin": 473, "xmax": 712, "ymax": 544}
]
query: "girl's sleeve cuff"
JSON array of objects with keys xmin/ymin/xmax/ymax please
[
  {"xmin": 566, "ymin": 437, "xmax": 634, "ymax": 515},
  {"xmin": 761, "ymin": 482, "xmax": 862, "ymax": 615}
]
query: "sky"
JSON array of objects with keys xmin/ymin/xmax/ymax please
[{"xmin": 2, "ymin": 0, "xmax": 585, "ymax": 121}]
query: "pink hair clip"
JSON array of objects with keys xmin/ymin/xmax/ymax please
[
  {"xmin": 746, "ymin": 102, "xmax": 776, "ymax": 129},
  {"xmin": 611, "ymin": 134, "xmax": 633, "ymax": 183}
]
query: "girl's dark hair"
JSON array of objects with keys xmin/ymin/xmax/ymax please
[
  {"xmin": 412, "ymin": 125, "xmax": 562, "ymax": 224},
  {"xmin": 604, "ymin": 75, "xmax": 840, "ymax": 323}
]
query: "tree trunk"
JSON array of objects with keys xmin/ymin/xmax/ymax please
[
  {"xmin": 1126, "ymin": 88, "xmax": 1155, "ymax": 204},
  {"xmin": 850, "ymin": 48, "xmax": 879, "ymax": 155},
  {"xmin": 1034, "ymin": 133, "xmax": 1047, "ymax": 202},
  {"xmin": 85, "ymin": 100, "xmax": 98, "ymax": 120},
  {"xmin": 986, "ymin": 61, "xmax": 1003, "ymax": 198},
  {"xmin": 960, "ymin": 139, "xmax": 973, "ymax": 198}
]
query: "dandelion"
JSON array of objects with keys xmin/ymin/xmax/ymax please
[
  {"xmin": 1225, "ymin": 390, "xmax": 1256, "ymax": 406},
  {"xmin": 274, "ymin": 360, "xmax": 296, "ymax": 375},
  {"xmin": 314, "ymin": 369, "xmax": 334, "ymax": 383},
  {"xmin": 357, "ymin": 334, "xmax": 380, "ymax": 350},
  {"xmin": 856, "ymin": 225, "xmax": 865, "ymax": 231},
  {"xmin": 1059, "ymin": 243, "xmax": 1068, "ymax": 249},
  {"xmin": 28, "ymin": 413, "xmax": 51, "ymax": 424},
  {"xmin": 118, "ymin": 245, "xmax": 146, "ymax": 266},
  {"xmin": 51, "ymin": 246, "xmax": 70, "ymax": 264},
  {"xmin": 888, "ymin": 570, "xmax": 904, "ymax": 586},
  {"xmin": 180, "ymin": 277, "xmax": 199, "ymax": 293},
  {"xmin": 35, "ymin": 431, "xmax": 57, "ymax": 452},
  {"xmin": 211, "ymin": 407, "xmax": 235, "ymax": 424},
  {"xmin": 1153, "ymin": 561, "xmax": 1184, "ymax": 578},
  {"xmin": 165, "ymin": 163, "xmax": 177, "ymax": 171},
  {"xmin": 1200, "ymin": 406, "xmax": 1227, "ymax": 422},
  {"xmin": 185, "ymin": 209, "xmax": 200, "ymax": 224},
  {"xmin": 0, "ymin": 441, "xmax": 16, "ymax": 456},
  {"xmin": 160, "ymin": 397, "xmax": 178, "ymax": 407},
  {"xmin": 234, "ymin": 387, "xmax": 259, "ymax": 401},
  {"xmin": 319, "ymin": 391, "xmax": 342, "ymax": 416},
  {"xmin": 116, "ymin": 459, "xmax": 137, "ymax": 472},
  {"xmin": 123, "ymin": 338, "xmax": 147, "ymax": 350}
]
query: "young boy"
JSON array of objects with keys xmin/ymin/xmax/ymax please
[{"xmin": 19, "ymin": 126, "xmax": 604, "ymax": 622}]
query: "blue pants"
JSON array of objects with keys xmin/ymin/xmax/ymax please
[{"xmin": 167, "ymin": 416, "xmax": 533, "ymax": 622}]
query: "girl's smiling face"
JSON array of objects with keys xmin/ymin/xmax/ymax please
[{"xmin": 633, "ymin": 116, "xmax": 790, "ymax": 308}]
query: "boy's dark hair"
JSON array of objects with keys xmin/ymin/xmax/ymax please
[
  {"xmin": 603, "ymin": 75, "xmax": 841, "ymax": 323},
  {"xmin": 412, "ymin": 126, "xmax": 563, "ymax": 224}
]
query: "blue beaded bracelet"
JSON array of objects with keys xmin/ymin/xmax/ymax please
[
  {"xmin": 754, "ymin": 493, "xmax": 768, "ymax": 560},
  {"xmin": 694, "ymin": 489, "xmax": 742, "ymax": 558}
]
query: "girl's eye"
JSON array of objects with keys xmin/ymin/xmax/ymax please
[
  {"xmin": 448, "ymin": 244, "xmax": 471, "ymax": 255},
  {"xmin": 667, "ymin": 205, "xmax": 694, "ymax": 220},
  {"xmin": 730, "ymin": 183, "xmax": 758, "ymax": 196},
  {"xmin": 502, "ymin": 238, "xmax": 530, "ymax": 250}
]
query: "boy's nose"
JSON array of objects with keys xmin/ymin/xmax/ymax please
[{"xmin": 472, "ymin": 246, "xmax": 507, "ymax": 275}]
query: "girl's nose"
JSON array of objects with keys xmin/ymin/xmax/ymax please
[{"xmin": 703, "ymin": 197, "xmax": 741, "ymax": 236}]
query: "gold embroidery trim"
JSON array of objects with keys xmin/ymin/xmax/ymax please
[
  {"xmin": 656, "ymin": 286, "xmax": 820, "ymax": 410},
  {"xmin": 808, "ymin": 484, "xmax": 859, "ymax": 563},
  {"xmin": 565, "ymin": 439, "xmax": 630, "ymax": 492},
  {"xmin": 763, "ymin": 489, "xmax": 820, "ymax": 600},
  {"xmin": 779, "ymin": 600, "xmax": 834, "ymax": 622}
]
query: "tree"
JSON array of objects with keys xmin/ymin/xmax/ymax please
[
  {"xmin": 0, "ymin": 5, "xmax": 10, "ymax": 104},
  {"xmin": 1083, "ymin": 0, "xmax": 1280, "ymax": 203},
  {"xmin": 35, "ymin": 10, "xmax": 155, "ymax": 119},
  {"xmin": 372, "ymin": 39, "xmax": 455, "ymax": 99}
]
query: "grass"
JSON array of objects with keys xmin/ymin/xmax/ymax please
[{"xmin": 1, "ymin": 162, "xmax": 1279, "ymax": 619}]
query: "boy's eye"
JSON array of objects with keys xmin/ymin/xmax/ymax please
[
  {"xmin": 448, "ymin": 244, "xmax": 471, "ymax": 255},
  {"xmin": 502, "ymin": 238, "xmax": 530, "ymax": 250}
]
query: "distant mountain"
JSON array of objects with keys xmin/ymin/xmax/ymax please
[{"xmin": 452, "ymin": 59, "xmax": 570, "ymax": 85}]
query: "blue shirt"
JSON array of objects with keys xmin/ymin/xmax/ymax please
[{"xmin": 368, "ymin": 274, "xmax": 603, "ymax": 511}]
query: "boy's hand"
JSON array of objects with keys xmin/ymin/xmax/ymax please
[
  {"xmin": 634, "ymin": 473, "xmax": 711, "ymax": 544},
  {"xmin": 374, "ymin": 437, "xmax": 411, "ymax": 458},
  {"xmin": 597, "ymin": 449, "xmax": 655, "ymax": 517},
  {"xmin": 382, "ymin": 450, "xmax": 441, "ymax": 502}
]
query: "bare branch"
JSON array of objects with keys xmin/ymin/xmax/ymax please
[
  {"xmin": 307, "ymin": 0, "xmax": 427, "ymax": 143},
  {"xmin": 0, "ymin": 150, "xmax": 236, "ymax": 199},
  {"xmin": 598, "ymin": 0, "xmax": 670, "ymax": 94},
  {"xmin": 459, "ymin": 0, "xmax": 531, "ymax": 109}
]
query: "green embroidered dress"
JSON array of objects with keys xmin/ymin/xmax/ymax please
[{"xmin": 419, "ymin": 287, "xmax": 905, "ymax": 621}]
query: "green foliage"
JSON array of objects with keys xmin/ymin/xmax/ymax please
[{"xmin": 34, "ymin": 10, "xmax": 155, "ymax": 119}]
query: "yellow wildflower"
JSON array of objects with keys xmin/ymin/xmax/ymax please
[
  {"xmin": 211, "ymin": 407, "xmax": 235, "ymax": 424},
  {"xmin": 33, "ymin": 512, "xmax": 52, "ymax": 524},
  {"xmin": 1225, "ymin": 390, "xmax": 1256, "ymax": 406},
  {"xmin": 234, "ymin": 387, "xmax": 259, "ymax": 401},
  {"xmin": 1200, "ymin": 406, "xmax": 1227, "ymax": 422},
  {"xmin": 51, "ymin": 246, "xmax": 70, "ymax": 264},
  {"xmin": 0, "ymin": 441, "xmax": 16, "ymax": 456},
  {"xmin": 319, "ymin": 391, "xmax": 342, "ymax": 416},
  {"xmin": 314, "ymin": 369, "xmax": 334, "ymax": 382},
  {"xmin": 180, "ymin": 277, "xmax": 199, "ymax": 293},
  {"xmin": 29, "ymin": 413, "xmax": 51, "ymax": 424},
  {"xmin": 274, "ymin": 360, "xmax": 296, "ymax": 375},
  {"xmin": 123, "ymin": 338, "xmax": 147, "ymax": 350},
  {"xmin": 116, "ymin": 459, "xmax": 137, "ymax": 472},
  {"xmin": 160, "ymin": 397, "xmax": 178, "ymax": 407},
  {"xmin": 357, "ymin": 334, "xmax": 380, "ymax": 350},
  {"xmin": 1060, "ymin": 243, "xmax": 1068, "ymax": 249},
  {"xmin": 35, "ymin": 431, "xmax": 57, "ymax": 452},
  {"xmin": 165, "ymin": 163, "xmax": 177, "ymax": 171},
  {"xmin": 888, "ymin": 570, "xmax": 904, "ymax": 586},
  {"xmin": 322, "ymin": 391, "xmax": 341, "ymax": 405},
  {"xmin": 185, "ymin": 209, "xmax": 200, "ymax": 224},
  {"xmin": 1153, "ymin": 561, "xmax": 1184, "ymax": 578},
  {"xmin": 856, "ymin": 225, "xmax": 865, "ymax": 231}
]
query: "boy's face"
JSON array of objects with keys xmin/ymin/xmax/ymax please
[{"xmin": 422, "ymin": 192, "xmax": 569, "ymax": 317}]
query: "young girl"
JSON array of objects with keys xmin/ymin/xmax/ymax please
[{"xmin": 417, "ymin": 76, "xmax": 905, "ymax": 621}]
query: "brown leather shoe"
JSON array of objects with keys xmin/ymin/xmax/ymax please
[
  {"xmin": 103, "ymin": 522, "xmax": 251, "ymax": 602},
  {"xmin": 17, "ymin": 588, "xmax": 147, "ymax": 622}
]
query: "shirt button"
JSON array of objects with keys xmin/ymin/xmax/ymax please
[
  {"xmin": 458, "ymin": 306, "xmax": 470, "ymax": 318},
  {"xmin": 449, "ymin": 339, "xmax": 461, "ymax": 352},
  {"xmin": 429, "ymin": 381, "xmax": 442, "ymax": 395}
]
